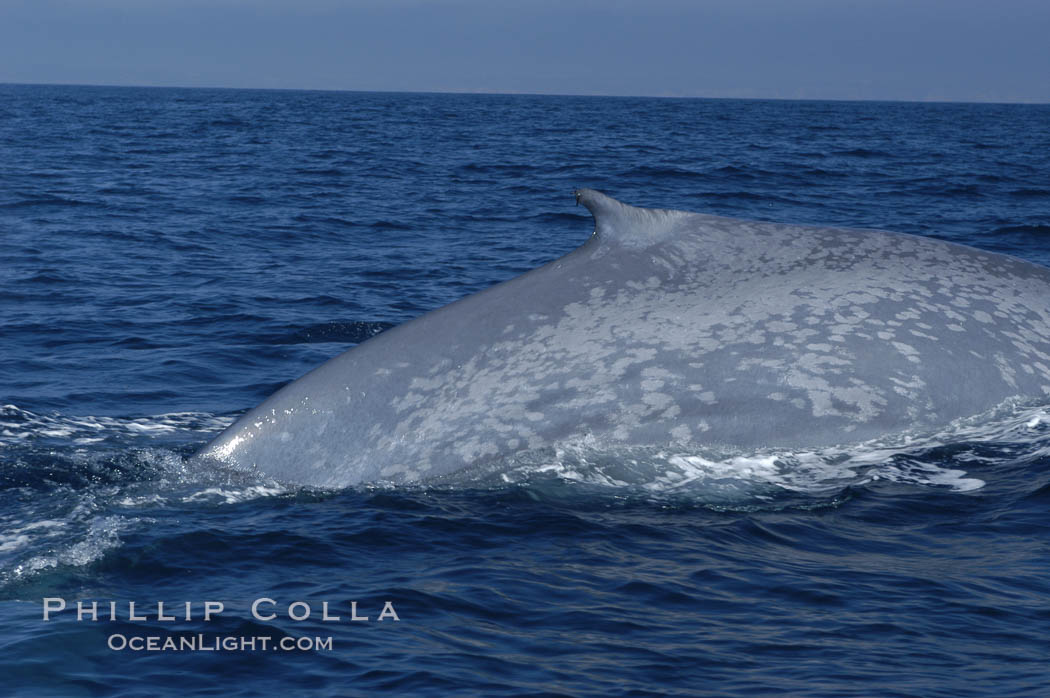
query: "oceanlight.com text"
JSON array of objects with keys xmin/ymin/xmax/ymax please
[{"xmin": 107, "ymin": 633, "xmax": 333, "ymax": 652}]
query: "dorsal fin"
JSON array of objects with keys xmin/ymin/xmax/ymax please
[{"xmin": 574, "ymin": 189, "xmax": 687, "ymax": 249}]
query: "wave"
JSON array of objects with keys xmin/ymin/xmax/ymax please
[
  {"xmin": 253, "ymin": 320, "xmax": 392, "ymax": 345},
  {"xmin": 527, "ymin": 211, "xmax": 590, "ymax": 224},
  {"xmin": 368, "ymin": 219, "xmax": 412, "ymax": 230},
  {"xmin": 427, "ymin": 397, "xmax": 1050, "ymax": 500},
  {"xmin": 292, "ymin": 167, "xmax": 345, "ymax": 177},
  {"xmin": 5, "ymin": 391, "xmax": 1049, "ymax": 498},
  {"xmin": 3, "ymin": 397, "xmax": 1049, "ymax": 588},
  {"xmin": 457, "ymin": 162, "xmax": 538, "ymax": 174},
  {"xmin": 198, "ymin": 117, "xmax": 248, "ymax": 129},
  {"xmin": 0, "ymin": 406, "xmax": 275, "ymax": 589},
  {"xmin": 991, "ymin": 224, "xmax": 1050, "ymax": 236},
  {"xmin": 1008, "ymin": 188, "xmax": 1050, "ymax": 199},
  {"xmin": 620, "ymin": 164, "xmax": 701, "ymax": 180},
  {"xmin": 0, "ymin": 405, "xmax": 231, "ymax": 450},
  {"xmin": 0, "ymin": 448, "xmax": 290, "ymax": 591},
  {"xmin": 831, "ymin": 148, "xmax": 890, "ymax": 158},
  {"xmin": 0, "ymin": 196, "xmax": 99, "ymax": 210},
  {"xmin": 1, "ymin": 509, "xmax": 136, "ymax": 586}
]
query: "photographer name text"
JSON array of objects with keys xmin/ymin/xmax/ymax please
[{"xmin": 42, "ymin": 598, "xmax": 400, "ymax": 623}]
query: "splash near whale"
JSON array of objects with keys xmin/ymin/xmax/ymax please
[{"xmin": 198, "ymin": 190, "xmax": 1050, "ymax": 487}]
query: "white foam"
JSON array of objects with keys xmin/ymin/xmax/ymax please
[
  {"xmin": 0, "ymin": 405, "xmax": 263, "ymax": 588},
  {"xmin": 182, "ymin": 484, "xmax": 287, "ymax": 505},
  {"xmin": 470, "ymin": 398, "xmax": 1050, "ymax": 496},
  {"xmin": 114, "ymin": 494, "xmax": 167, "ymax": 507},
  {"xmin": 0, "ymin": 405, "xmax": 232, "ymax": 448},
  {"xmin": 0, "ymin": 535, "xmax": 31, "ymax": 553},
  {"xmin": 3, "ymin": 513, "xmax": 139, "ymax": 584},
  {"xmin": 3, "ymin": 398, "xmax": 1049, "ymax": 591},
  {"xmin": 868, "ymin": 462, "xmax": 985, "ymax": 492}
]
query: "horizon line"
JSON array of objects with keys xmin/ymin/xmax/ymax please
[{"xmin": 2, "ymin": 80, "xmax": 1048, "ymax": 107}]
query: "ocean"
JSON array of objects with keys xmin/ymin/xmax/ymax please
[{"xmin": 1, "ymin": 84, "xmax": 1049, "ymax": 696}]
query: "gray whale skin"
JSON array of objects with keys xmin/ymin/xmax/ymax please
[{"xmin": 199, "ymin": 189, "xmax": 1050, "ymax": 487}]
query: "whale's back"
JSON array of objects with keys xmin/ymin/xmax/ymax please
[{"xmin": 199, "ymin": 191, "xmax": 1050, "ymax": 486}]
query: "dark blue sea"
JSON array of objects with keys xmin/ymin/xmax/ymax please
[{"xmin": 2, "ymin": 84, "xmax": 1049, "ymax": 696}]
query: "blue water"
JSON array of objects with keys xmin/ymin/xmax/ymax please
[{"xmin": 2, "ymin": 84, "xmax": 1050, "ymax": 696}]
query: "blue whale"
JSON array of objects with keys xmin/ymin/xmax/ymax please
[{"xmin": 198, "ymin": 190, "xmax": 1050, "ymax": 486}]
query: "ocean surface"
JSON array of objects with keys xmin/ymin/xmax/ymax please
[{"xmin": 2, "ymin": 84, "xmax": 1049, "ymax": 696}]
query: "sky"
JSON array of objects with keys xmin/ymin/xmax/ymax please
[{"xmin": 2, "ymin": 0, "xmax": 1048, "ymax": 103}]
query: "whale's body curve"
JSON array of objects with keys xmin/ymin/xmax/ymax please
[{"xmin": 199, "ymin": 190, "xmax": 1050, "ymax": 486}]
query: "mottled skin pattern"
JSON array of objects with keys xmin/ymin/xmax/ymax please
[{"xmin": 199, "ymin": 190, "xmax": 1050, "ymax": 486}]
